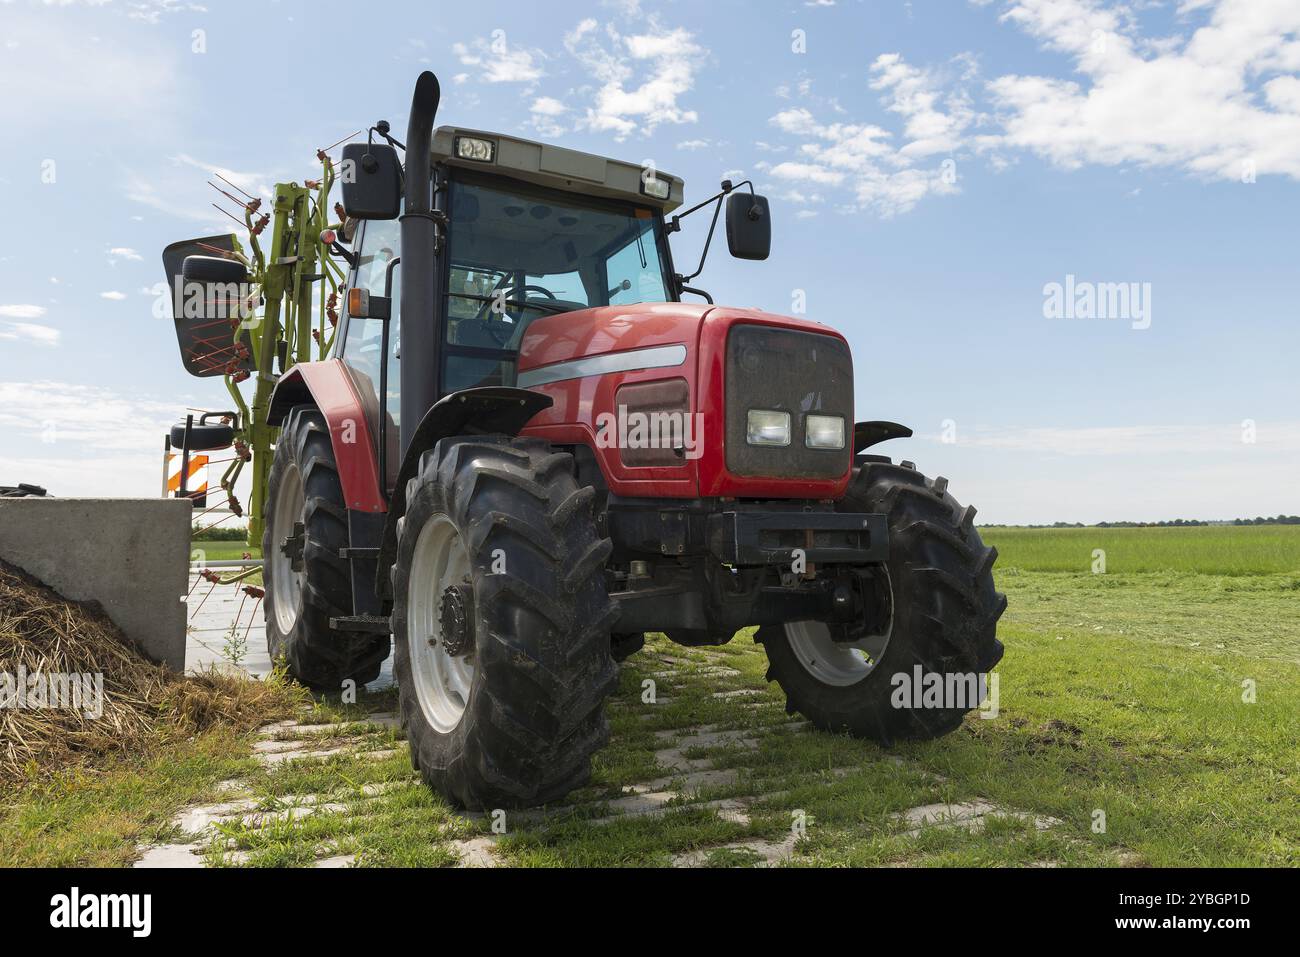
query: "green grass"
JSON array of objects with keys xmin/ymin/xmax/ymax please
[
  {"xmin": 0, "ymin": 728, "xmax": 259, "ymax": 867},
  {"xmin": 4, "ymin": 527, "xmax": 1296, "ymax": 867},
  {"xmin": 982, "ymin": 524, "xmax": 1300, "ymax": 575},
  {"xmin": 190, "ymin": 541, "xmax": 261, "ymax": 562}
]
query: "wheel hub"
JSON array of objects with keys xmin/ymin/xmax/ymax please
[
  {"xmin": 280, "ymin": 521, "xmax": 305, "ymax": 572},
  {"xmin": 785, "ymin": 566, "xmax": 894, "ymax": 687},
  {"xmin": 438, "ymin": 582, "xmax": 475, "ymax": 658}
]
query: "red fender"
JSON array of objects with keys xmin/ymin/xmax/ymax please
[{"xmin": 267, "ymin": 359, "xmax": 387, "ymax": 513}]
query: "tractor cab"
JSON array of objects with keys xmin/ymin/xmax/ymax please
[{"xmin": 336, "ymin": 122, "xmax": 768, "ymax": 490}]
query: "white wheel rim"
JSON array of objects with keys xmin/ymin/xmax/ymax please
[
  {"xmin": 407, "ymin": 514, "xmax": 476, "ymax": 734},
  {"xmin": 270, "ymin": 465, "xmax": 305, "ymax": 634},
  {"xmin": 784, "ymin": 570, "xmax": 893, "ymax": 687}
]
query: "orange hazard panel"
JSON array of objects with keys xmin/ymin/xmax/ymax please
[{"xmin": 166, "ymin": 453, "xmax": 209, "ymax": 494}]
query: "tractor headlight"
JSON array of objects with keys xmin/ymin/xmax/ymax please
[
  {"xmin": 747, "ymin": 409, "xmax": 791, "ymax": 447},
  {"xmin": 804, "ymin": 414, "xmax": 845, "ymax": 450},
  {"xmin": 454, "ymin": 136, "xmax": 496, "ymax": 163}
]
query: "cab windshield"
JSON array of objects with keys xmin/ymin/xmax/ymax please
[{"xmin": 442, "ymin": 175, "xmax": 672, "ymax": 391}]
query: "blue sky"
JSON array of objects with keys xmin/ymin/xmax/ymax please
[{"xmin": 0, "ymin": 0, "xmax": 1296, "ymax": 523}]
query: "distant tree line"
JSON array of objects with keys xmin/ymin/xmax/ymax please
[
  {"xmin": 192, "ymin": 526, "xmax": 248, "ymax": 541},
  {"xmin": 1001, "ymin": 516, "xmax": 1300, "ymax": 528}
]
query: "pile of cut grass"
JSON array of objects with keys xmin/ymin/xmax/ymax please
[{"xmin": 0, "ymin": 559, "xmax": 305, "ymax": 786}]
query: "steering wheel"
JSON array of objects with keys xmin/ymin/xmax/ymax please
[{"xmin": 478, "ymin": 284, "xmax": 561, "ymax": 346}]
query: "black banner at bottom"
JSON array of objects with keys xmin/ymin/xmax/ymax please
[{"xmin": 0, "ymin": 866, "xmax": 1283, "ymax": 944}]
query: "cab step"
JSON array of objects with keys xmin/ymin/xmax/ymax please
[{"xmin": 329, "ymin": 615, "xmax": 392, "ymax": 634}]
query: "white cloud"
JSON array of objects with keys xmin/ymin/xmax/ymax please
[
  {"xmin": 764, "ymin": 54, "xmax": 972, "ymax": 217},
  {"xmin": 769, "ymin": 161, "xmax": 846, "ymax": 185},
  {"xmin": 452, "ymin": 36, "xmax": 545, "ymax": 85},
  {"xmin": 100, "ymin": 291, "xmax": 127, "ymax": 301},
  {"xmin": 531, "ymin": 96, "xmax": 568, "ymax": 117},
  {"xmin": 565, "ymin": 19, "xmax": 706, "ymax": 139},
  {"xmin": 124, "ymin": 154, "xmax": 271, "ymax": 226},
  {"xmin": 0, "ymin": 323, "xmax": 60, "ymax": 347},
  {"xmin": 0, "ymin": 305, "xmax": 48, "ymax": 320},
  {"xmin": 107, "ymin": 247, "xmax": 143, "ymax": 263},
  {"xmin": 0, "ymin": 381, "xmax": 180, "ymax": 454},
  {"xmin": 676, "ymin": 138, "xmax": 711, "ymax": 151},
  {"xmin": 171, "ymin": 153, "xmax": 268, "ymax": 201},
  {"xmin": 936, "ymin": 421, "xmax": 1300, "ymax": 456},
  {"xmin": 764, "ymin": 1, "xmax": 1300, "ymax": 218},
  {"xmin": 981, "ymin": 0, "xmax": 1300, "ymax": 180},
  {"xmin": 0, "ymin": 9, "xmax": 181, "ymax": 128},
  {"xmin": 529, "ymin": 96, "xmax": 569, "ymax": 137}
]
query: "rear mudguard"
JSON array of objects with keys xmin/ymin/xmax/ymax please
[{"xmin": 374, "ymin": 386, "xmax": 553, "ymax": 598}]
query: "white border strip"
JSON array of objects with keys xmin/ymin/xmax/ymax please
[{"xmin": 516, "ymin": 343, "xmax": 688, "ymax": 388}]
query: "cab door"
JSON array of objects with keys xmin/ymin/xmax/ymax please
[{"xmin": 338, "ymin": 218, "xmax": 402, "ymax": 491}]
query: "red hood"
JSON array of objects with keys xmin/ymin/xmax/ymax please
[
  {"xmin": 517, "ymin": 301, "xmax": 846, "ymax": 372},
  {"xmin": 516, "ymin": 300, "xmax": 853, "ymax": 501}
]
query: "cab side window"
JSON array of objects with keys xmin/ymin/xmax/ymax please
[
  {"xmin": 605, "ymin": 223, "xmax": 666, "ymax": 305},
  {"xmin": 342, "ymin": 219, "xmax": 401, "ymax": 442}
]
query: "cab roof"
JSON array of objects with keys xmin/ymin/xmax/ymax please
[{"xmin": 431, "ymin": 126, "xmax": 684, "ymax": 213}]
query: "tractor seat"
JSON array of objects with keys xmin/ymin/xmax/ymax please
[{"xmin": 170, "ymin": 420, "xmax": 235, "ymax": 451}]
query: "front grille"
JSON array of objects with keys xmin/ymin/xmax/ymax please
[{"xmin": 724, "ymin": 324, "xmax": 853, "ymax": 479}]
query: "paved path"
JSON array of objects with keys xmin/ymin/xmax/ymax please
[
  {"xmin": 138, "ymin": 645, "xmax": 1103, "ymax": 868},
  {"xmin": 184, "ymin": 568, "xmax": 394, "ymax": 689}
]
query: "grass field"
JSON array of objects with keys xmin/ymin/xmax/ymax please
[
  {"xmin": 191, "ymin": 541, "xmax": 260, "ymax": 562},
  {"xmin": 2, "ymin": 525, "xmax": 1295, "ymax": 867},
  {"xmin": 983, "ymin": 524, "xmax": 1300, "ymax": 575}
]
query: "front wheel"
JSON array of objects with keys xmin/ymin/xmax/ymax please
[
  {"xmin": 758, "ymin": 460, "xmax": 1006, "ymax": 744},
  {"xmin": 391, "ymin": 436, "xmax": 618, "ymax": 809},
  {"xmin": 263, "ymin": 405, "xmax": 388, "ymax": 690}
]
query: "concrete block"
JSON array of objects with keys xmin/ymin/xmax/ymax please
[{"xmin": 0, "ymin": 498, "xmax": 191, "ymax": 671}]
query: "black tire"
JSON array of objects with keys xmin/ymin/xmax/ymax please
[
  {"xmin": 610, "ymin": 632, "xmax": 646, "ymax": 662},
  {"xmin": 263, "ymin": 405, "xmax": 389, "ymax": 691},
  {"xmin": 169, "ymin": 421, "xmax": 234, "ymax": 451},
  {"xmin": 392, "ymin": 435, "xmax": 618, "ymax": 809},
  {"xmin": 757, "ymin": 460, "xmax": 1005, "ymax": 744}
]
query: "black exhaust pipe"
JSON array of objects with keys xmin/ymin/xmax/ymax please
[{"xmin": 399, "ymin": 71, "xmax": 442, "ymax": 457}]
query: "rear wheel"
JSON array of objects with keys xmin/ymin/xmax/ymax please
[
  {"xmin": 392, "ymin": 435, "xmax": 618, "ymax": 809},
  {"xmin": 263, "ymin": 405, "xmax": 388, "ymax": 690},
  {"xmin": 758, "ymin": 460, "xmax": 1005, "ymax": 744}
]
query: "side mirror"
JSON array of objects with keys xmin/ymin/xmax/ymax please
[
  {"xmin": 725, "ymin": 192, "xmax": 771, "ymax": 261},
  {"xmin": 341, "ymin": 142, "xmax": 401, "ymax": 220},
  {"xmin": 160, "ymin": 238, "xmax": 256, "ymax": 378}
]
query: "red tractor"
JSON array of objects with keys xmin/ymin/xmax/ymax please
[{"xmin": 259, "ymin": 73, "xmax": 1004, "ymax": 808}]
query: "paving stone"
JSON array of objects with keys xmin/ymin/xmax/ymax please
[
  {"xmin": 173, "ymin": 798, "xmax": 262, "ymax": 836},
  {"xmin": 893, "ymin": 801, "xmax": 1061, "ymax": 837},
  {"xmin": 652, "ymin": 748, "xmax": 715, "ymax": 773},
  {"xmin": 454, "ymin": 837, "xmax": 499, "ymax": 868},
  {"xmin": 254, "ymin": 737, "xmax": 360, "ymax": 754},
  {"xmin": 314, "ymin": 854, "xmax": 356, "ymax": 868},
  {"xmin": 648, "ymin": 666, "xmax": 742, "ymax": 679},
  {"xmin": 238, "ymin": 803, "xmax": 349, "ymax": 829},
  {"xmin": 256, "ymin": 744, "xmax": 355, "ymax": 765},
  {"xmin": 672, "ymin": 833, "xmax": 800, "ymax": 868},
  {"xmin": 628, "ymin": 766, "xmax": 740, "ymax": 795},
  {"xmin": 133, "ymin": 844, "xmax": 207, "ymax": 868}
]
